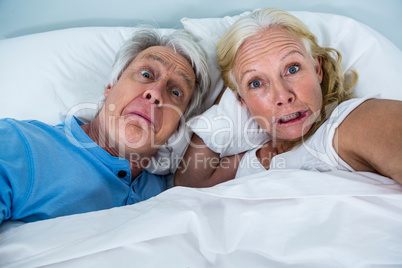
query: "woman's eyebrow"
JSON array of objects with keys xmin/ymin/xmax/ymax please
[
  {"xmin": 239, "ymin": 49, "xmax": 306, "ymax": 82},
  {"xmin": 280, "ymin": 49, "xmax": 305, "ymax": 61},
  {"xmin": 240, "ymin": 68, "xmax": 256, "ymax": 83}
]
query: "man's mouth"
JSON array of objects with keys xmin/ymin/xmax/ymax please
[
  {"xmin": 276, "ymin": 111, "xmax": 308, "ymax": 125},
  {"xmin": 127, "ymin": 112, "xmax": 154, "ymax": 127}
]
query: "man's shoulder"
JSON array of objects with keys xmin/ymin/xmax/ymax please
[
  {"xmin": 0, "ymin": 118, "xmax": 64, "ymax": 132},
  {"xmin": 0, "ymin": 118, "xmax": 49, "ymax": 128},
  {"xmin": 0, "ymin": 118, "xmax": 64, "ymax": 148},
  {"xmin": 0, "ymin": 118, "xmax": 32, "ymax": 134}
]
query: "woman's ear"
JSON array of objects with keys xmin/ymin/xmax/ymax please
[
  {"xmin": 316, "ymin": 56, "xmax": 323, "ymax": 83},
  {"xmin": 237, "ymin": 93, "xmax": 248, "ymax": 108},
  {"xmin": 104, "ymin": 84, "xmax": 112, "ymax": 97}
]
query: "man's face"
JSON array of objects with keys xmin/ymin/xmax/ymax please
[{"xmin": 100, "ymin": 46, "xmax": 196, "ymax": 158}]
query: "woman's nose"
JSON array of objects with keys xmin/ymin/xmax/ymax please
[{"xmin": 274, "ymin": 82, "xmax": 295, "ymax": 107}]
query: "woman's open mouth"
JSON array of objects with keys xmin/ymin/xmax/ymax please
[{"xmin": 276, "ymin": 111, "xmax": 308, "ymax": 126}]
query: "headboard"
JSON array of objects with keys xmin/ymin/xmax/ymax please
[{"xmin": 0, "ymin": 0, "xmax": 401, "ymax": 50}]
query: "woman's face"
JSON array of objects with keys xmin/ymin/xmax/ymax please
[{"xmin": 234, "ymin": 26, "xmax": 323, "ymax": 142}]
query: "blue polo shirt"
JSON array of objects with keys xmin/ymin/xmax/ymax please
[{"xmin": 0, "ymin": 116, "xmax": 166, "ymax": 224}]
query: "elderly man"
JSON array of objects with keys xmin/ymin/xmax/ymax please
[{"xmin": 0, "ymin": 27, "xmax": 210, "ymax": 225}]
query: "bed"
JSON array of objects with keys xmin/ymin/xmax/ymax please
[{"xmin": 1, "ymin": 1, "xmax": 402, "ymax": 267}]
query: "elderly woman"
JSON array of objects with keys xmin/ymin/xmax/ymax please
[{"xmin": 175, "ymin": 8, "xmax": 402, "ymax": 187}]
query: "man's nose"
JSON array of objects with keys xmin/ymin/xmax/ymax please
[{"xmin": 143, "ymin": 83, "xmax": 164, "ymax": 107}]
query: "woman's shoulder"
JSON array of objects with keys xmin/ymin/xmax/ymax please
[
  {"xmin": 338, "ymin": 98, "xmax": 402, "ymax": 133},
  {"xmin": 334, "ymin": 97, "xmax": 402, "ymax": 176},
  {"xmin": 328, "ymin": 95, "xmax": 378, "ymax": 123}
]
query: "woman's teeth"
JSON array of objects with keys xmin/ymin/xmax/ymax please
[{"xmin": 279, "ymin": 112, "xmax": 300, "ymax": 123}]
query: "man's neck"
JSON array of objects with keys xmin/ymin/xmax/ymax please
[
  {"xmin": 80, "ymin": 119, "xmax": 146, "ymax": 181},
  {"xmin": 129, "ymin": 162, "xmax": 144, "ymax": 180},
  {"xmin": 80, "ymin": 119, "xmax": 119, "ymax": 157}
]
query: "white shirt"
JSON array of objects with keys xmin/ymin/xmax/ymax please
[{"xmin": 235, "ymin": 96, "xmax": 376, "ymax": 178}]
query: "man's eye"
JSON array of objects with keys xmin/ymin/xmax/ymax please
[
  {"xmin": 250, "ymin": 80, "xmax": 262, "ymax": 88},
  {"xmin": 287, "ymin": 65, "xmax": 299, "ymax": 75},
  {"xmin": 141, "ymin": 71, "xmax": 152, "ymax": 79},
  {"xmin": 171, "ymin": 89, "xmax": 182, "ymax": 97}
]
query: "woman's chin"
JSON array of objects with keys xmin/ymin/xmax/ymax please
[{"xmin": 275, "ymin": 128, "xmax": 311, "ymax": 142}]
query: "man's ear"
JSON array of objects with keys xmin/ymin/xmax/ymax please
[
  {"xmin": 316, "ymin": 56, "xmax": 323, "ymax": 83},
  {"xmin": 104, "ymin": 84, "xmax": 112, "ymax": 97}
]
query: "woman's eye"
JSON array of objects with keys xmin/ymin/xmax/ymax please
[
  {"xmin": 287, "ymin": 65, "xmax": 299, "ymax": 75},
  {"xmin": 250, "ymin": 80, "xmax": 262, "ymax": 88},
  {"xmin": 141, "ymin": 71, "xmax": 152, "ymax": 79},
  {"xmin": 171, "ymin": 88, "xmax": 182, "ymax": 97}
]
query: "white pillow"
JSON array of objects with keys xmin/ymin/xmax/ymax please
[
  {"xmin": 0, "ymin": 27, "xmax": 195, "ymax": 175},
  {"xmin": 182, "ymin": 10, "xmax": 402, "ymax": 156},
  {"xmin": 187, "ymin": 88, "xmax": 271, "ymax": 157},
  {"xmin": 0, "ymin": 27, "xmax": 136, "ymax": 124}
]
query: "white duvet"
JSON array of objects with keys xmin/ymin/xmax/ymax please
[{"xmin": 1, "ymin": 169, "xmax": 401, "ymax": 267}]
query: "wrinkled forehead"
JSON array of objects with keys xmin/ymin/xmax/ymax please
[
  {"xmin": 135, "ymin": 46, "xmax": 196, "ymax": 87},
  {"xmin": 236, "ymin": 26, "xmax": 308, "ymax": 64}
]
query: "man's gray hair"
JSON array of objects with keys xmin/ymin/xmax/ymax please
[{"xmin": 108, "ymin": 26, "xmax": 210, "ymax": 124}]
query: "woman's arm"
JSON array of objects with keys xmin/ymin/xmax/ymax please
[
  {"xmin": 335, "ymin": 99, "xmax": 402, "ymax": 183},
  {"xmin": 175, "ymin": 86, "xmax": 244, "ymax": 187},
  {"xmin": 174, "ymin": 133, "xmax": 244, "ymax": 187}
]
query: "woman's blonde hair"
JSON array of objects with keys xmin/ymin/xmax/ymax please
[{"xmin": 217, "ymin": 8, "xmax": 358, "ymax": 150}]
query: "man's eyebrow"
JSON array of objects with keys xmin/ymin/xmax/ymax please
[
  {"xmin": 145, "ymin": 54, "xmax": 169, "ymax": 66},
  {"xmin": 145, "ymin": 54, "xmax": 195, "ymax": 89}
]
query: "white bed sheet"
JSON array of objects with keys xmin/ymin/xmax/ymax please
[{"xmin": 1, "ymin": 170, "xmax": 401, "ymax": 267}]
